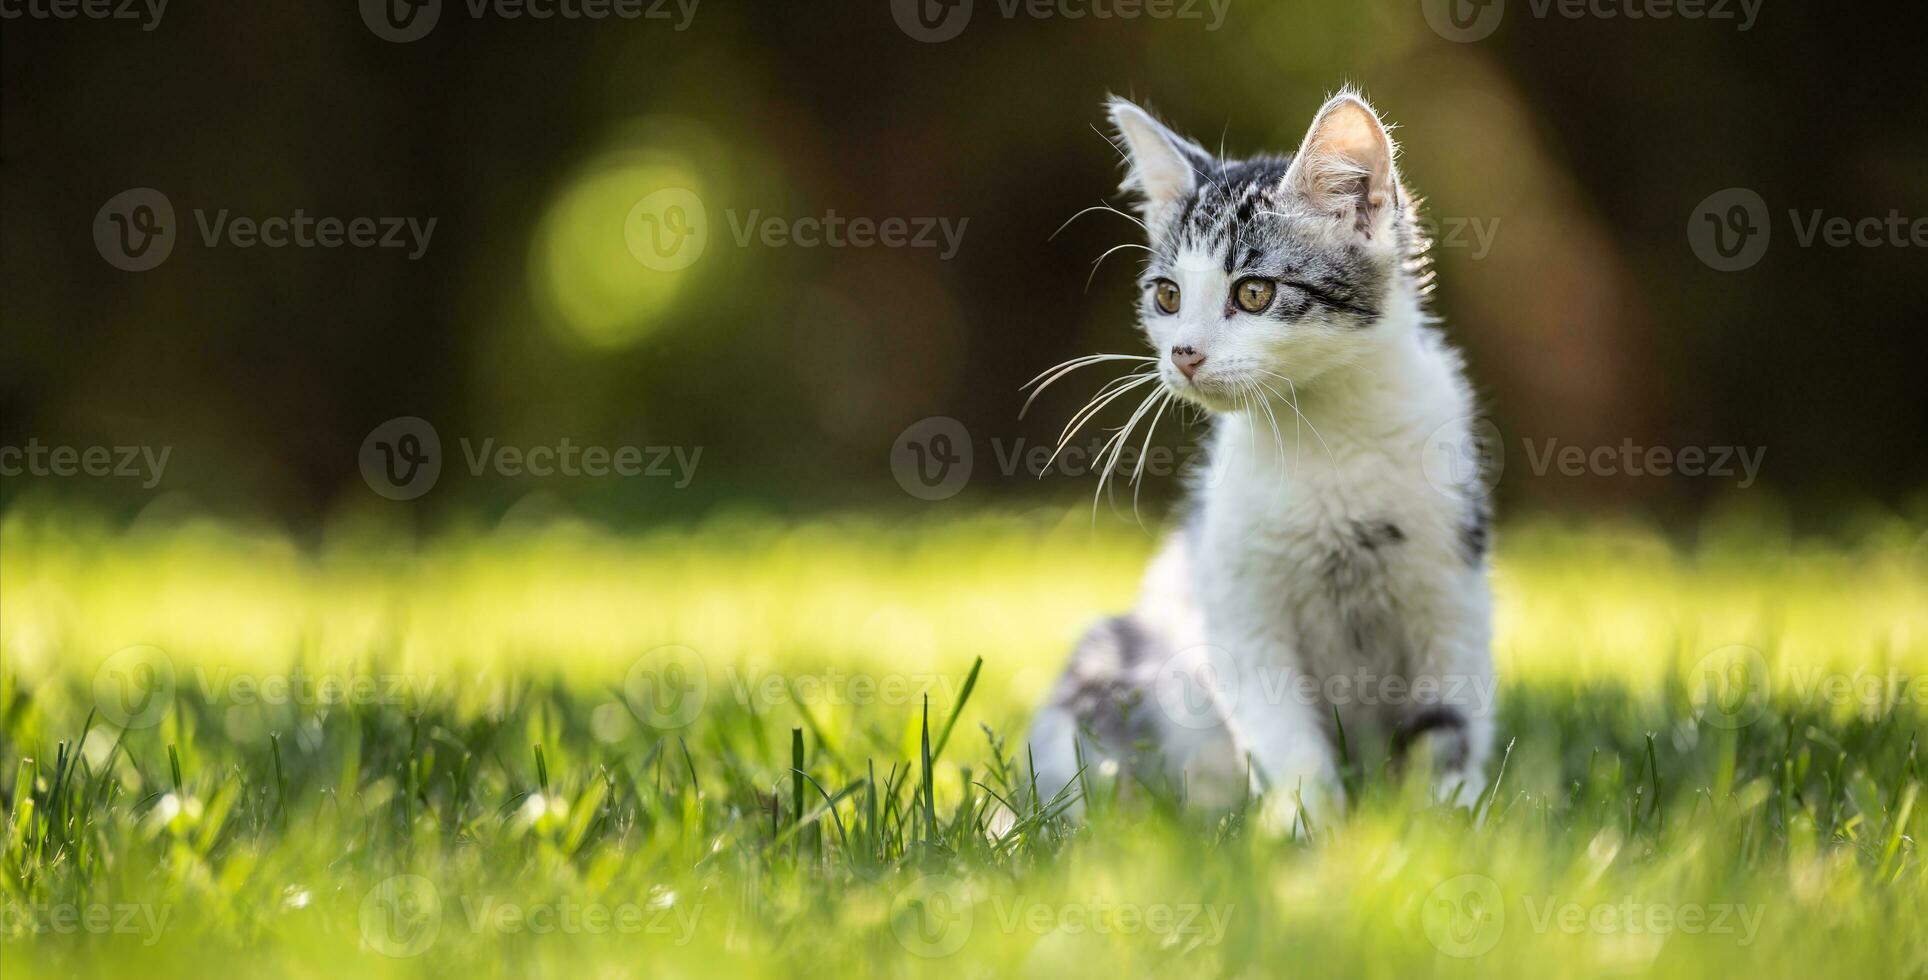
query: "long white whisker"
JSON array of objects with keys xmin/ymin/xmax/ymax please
[
  {"xmin": 1091, "ymin": 242, "xmax": 1155, "ymax": 265},
  {"xmin": 1093, "ymin": 390, "xmax": 1156, "ymax": 490},
  {"xmin": 1023, "ymin": 352, "xmax": 1156, "ymax": 392},
  {"xmin": 1086, "ymin": 242, "xmax": 1154, "ymax": 290},
  {"xmin": 1092, "ymin": 385, "xmax": 1166, "ymax": 516},
  {"xmin": 1257, "ymin": 371, "xmax": 1336, "ymax": 467},
  {"xmin": 1129, "ymin": 390, "xmax": 1174, "ymax": 524},
  {"xmin": 1130, "ymin": 389, "xmax": 1173, "ymax": 488},
  {"xmin": 1246, "ymin": 378, "xmax": 1288, "ymax": 478},
  {"xmin": 1249, "ymin": 381, "xmax": 1280, "ymax": 462},
  {"xmin": 1252, "ymin": 378, "xmax": 1295, "ymax": 471},
  {"xmin": 1051, "ymin": 202, "xmax": 1147, "ymax": 241},
  {"xmin": 1021, "ymin": 353, "xmax": 1156, "ymax": 418},
  {"xmin": 1238, "ymin": 380, "xmax": 1259, "ymax": 461},
  {"xmin": 1046, "ymin": 374, "xmax": 1161, "ymax": 475},
  {"xmin": 1057, "ymin": 372, "xmax": 1157, "ymax": 446},
  {"xmin": 1090, "ymin": 408, "xmax": 1150, "ymax": 518},
  {"xmin": 1281, "ymin": 375, "xmax": 1332, "ymax": 465},
  {"xmin": 1254, "ymin": 376, "xmax": 1303, "ymax": 467}
]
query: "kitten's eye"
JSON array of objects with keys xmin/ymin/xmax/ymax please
[
  {"xmin": 1151, "ymin": 279, "xmax": 1181, "ymax": 315},
  {"xmin": 1233, "ymin": 277, "xmax": 1276, "ymax": 314}
]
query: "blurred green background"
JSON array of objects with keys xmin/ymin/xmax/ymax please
[
  {"xmin": 3, "ymin": 0, "xmax": 1924, "ymax": 531},
  {"xmin": 5, "ymin": 11, "xmax": 1928, "ymax": 975}
]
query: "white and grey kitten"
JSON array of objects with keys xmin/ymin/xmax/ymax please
[{"xmin": 1027, "ymin": 90, "xmax": 1495, "ymax": 833}]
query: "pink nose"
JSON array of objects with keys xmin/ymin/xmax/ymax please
[{"xmin": 1170, "ymin": 345, "xmax": 1205, "ymax": 380}]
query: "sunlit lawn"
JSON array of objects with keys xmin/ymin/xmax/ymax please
[{"xmin": 2, "ymin": 506, "xmax": 1925, "ymax": 978}]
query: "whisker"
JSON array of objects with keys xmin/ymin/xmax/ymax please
[
  {"xmin": 1086, "ymin": 242, "xmax": 1155, "ymax": 291},
  {"xmin": 1022, "ymin": 352, "xmax": 1157, "ymax": 392},
  {"xmin": 1250, "ymin": 378, "xmax": 1295, "ymax": 472},
  {"xmin": 1128, "ymin": 390, "xmax": 1174, "ymax": 524},
  {"xmin": 1046, "ymin": 373, "xmax": 1161, "ymax": 474},
  {"xmin": 1021, "ymin": 353, "xmax": 1157, "ymax": 418},
  {"xmin": 1238, "ymin": 380, "xmax": 1260, "ymax": 461},
  {"xmin": 1247, "ymin": 378, "xmax": 1288, "ymax": 478},
  {"xmin": 1091, "ymin": 385, "xmax": 1167, "ymax": 517},
  {"xmin": 1050, "ymin": 202, "xmax": 1147, "ymax": 241},
  {"xmin": 1092, "ymin": 390, "xmax": 1156, "ymax": 491},
  {"xmin": 1057, "ymin": 371, "xmax": 1157, "ymax": 444},
  {"xmin": 1129, "ymin": 389, "xmax": 1173, "ymax": 488},
  {"xmin": 1257, "ymin": 370, "xmax": 1337, "ymax": 468}
]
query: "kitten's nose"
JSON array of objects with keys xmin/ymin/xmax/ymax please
[{"xmin": 1170, "ymin": 345, "xmax": 1205, "ymax": 380}]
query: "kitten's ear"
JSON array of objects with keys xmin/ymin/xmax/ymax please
[
  {"xmin": 1282, "ymin": 90, "xmax": 1401, "ymax": 238},
  {"xmin": 1107, "ymin": 98, "xmax": 1209, "ymax": 215}
]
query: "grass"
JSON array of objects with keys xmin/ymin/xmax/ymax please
[{"xmin": 1, "ymin": 505, "xmax": 1926, "ymax": 978}]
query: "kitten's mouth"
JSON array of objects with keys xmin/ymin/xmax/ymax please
[{"xmin": 1163, "ymin": 371, "xmax": 1242, "ymax": 413}]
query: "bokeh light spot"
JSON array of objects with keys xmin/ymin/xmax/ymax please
[{"xmin": 532, "ymin": 152, "xmax": 706, "ymax": 349}]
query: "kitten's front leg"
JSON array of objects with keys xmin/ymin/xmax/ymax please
[
  {"xmin": 1392, "ymin": 650, "xmax": 1496, "ymax": 811},
  {"xmin": 1224, "ymin": 653, "xmax": 1344, "ymax": 836},
  {"xmin": 1391, "ymin": 577, "xmax": 1498, "ymax": 810}
]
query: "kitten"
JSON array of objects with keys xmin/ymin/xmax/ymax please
[{"xmin": 1026, "ymin": 90, "xmax": 1495, "ymax": 833}]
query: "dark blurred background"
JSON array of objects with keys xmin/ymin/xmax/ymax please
[{"xmin": 4, "ymin": 0, "xmax": 1925, "ymax": 533}]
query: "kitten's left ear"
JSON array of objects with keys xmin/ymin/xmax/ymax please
[{"xmin": 1282, "ymin": 90, "xmax": 1402, "ymax": 238}]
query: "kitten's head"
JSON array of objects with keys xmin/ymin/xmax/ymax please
[{"xmin": 1108, "ymin": 90, "xmax": 1417, "ymax": 411}]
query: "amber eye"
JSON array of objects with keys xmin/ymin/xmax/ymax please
[
  {"xmin": 1151, "ymin": 279, "xmax": 1181, "ymax": 315},
  {"xmin": 1234, "ymin": 277, "xmax": 1276, "ymax": 314}
]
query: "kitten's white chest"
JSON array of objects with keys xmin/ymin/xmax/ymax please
[{"xmin": 1188, "ymin": 363, "xmax": 1477, "ymax": 687}]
